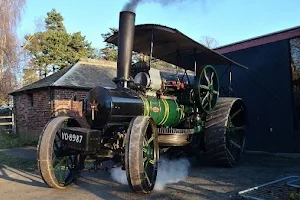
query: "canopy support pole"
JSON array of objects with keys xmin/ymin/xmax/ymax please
[
  {"xmin": 229, "ymin": 64, "xmax": 232, "ymax": 96},
  {"xmin": 149, "ymin": 28, "xmax": 154, "ymax": 69},
  {"xmin": 176, "ymin": 50, "xmax": 180, "ymax": 80},
  {"xmin": 193, "ymin": 49, "xmax": 197, "ymax": 76}
]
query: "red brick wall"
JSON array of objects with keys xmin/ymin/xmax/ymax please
[
  {"xmin": 13, "ymin": 88, "xmax": 90, "ymax": 139},
  {"xmin": 54, "ymin": 88, "xmax": 88, "ymax": 101},
  {"xmin": 13, "ymin": 89, "xmax": 52, "ymax": 138}
]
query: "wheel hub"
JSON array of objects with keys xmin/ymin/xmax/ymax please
[
  {"xmin": 208, "ymin": 84, "xmax": 214, "ymax": 92},
  {"xmin": 144, "ymin": 146, "xmax": 153, "ymax": 159}
]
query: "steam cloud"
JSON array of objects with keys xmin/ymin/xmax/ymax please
[
  {"xmin": 110, "ymin": 157, "xmax": 191, "ymax": 191},
  {"xmin": 110, "ymin": 167, "xmax": 128, "ymax": 185},
  {"xmin": 154, "ymin": 158, "xmax": 190, "ymax": 191},
  {"xmin": 122, "ymin": 0, "xmax": 188, "ymax": 12}
]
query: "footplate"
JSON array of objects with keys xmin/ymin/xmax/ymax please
[{"xmin": 61, "ymin": 127, "xmax": 102, "ymax": 152}]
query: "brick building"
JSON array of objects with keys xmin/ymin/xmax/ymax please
[{"xmin": 10, "ymin": 59, "xmax": 117, "ymax": 138}]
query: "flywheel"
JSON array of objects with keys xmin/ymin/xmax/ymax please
[{"xmin": 194, "ymin": 65, "xmax": 220, "ymax": 113}]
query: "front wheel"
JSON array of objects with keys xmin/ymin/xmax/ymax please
[
  {"xmin": 37, "ymin": 116, "xmax": 84, "ymax": 189},
  {"xmin": 125, "ymin": 116, "xmax": 159, "ymax": 193}
]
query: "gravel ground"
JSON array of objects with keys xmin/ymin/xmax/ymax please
[
  {"xmin": 0, "ymin": 152, "xmax": 300, "ymax": 200},
  {"xmin": 0, "ymin": 146, "xmax": 37, "ymax": 160}
]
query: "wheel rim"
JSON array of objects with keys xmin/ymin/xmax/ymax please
[
  {"xmin": 142, "ymin": 124, "xmax": 157, "ymax": 188},
  {"xmin": 52, "ymin": 119, "xmax": 81, "ymax": 186},
  {"xmin": 225, "ymin": 102, "xmax": 246, "ymax": 163},
  {"xmin": 126, "ymin": 116, "xmax": 158, "ymax": 193},
  {"xmin": 196, "ymin": 65, "xmax": 219, "ymax": 113}
]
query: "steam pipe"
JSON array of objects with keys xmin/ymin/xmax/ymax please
[{"xmin": 115, "ymin": 11, "xmax": 136, "ymax": 88}]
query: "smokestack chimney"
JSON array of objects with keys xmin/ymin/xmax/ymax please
[{"xmin": 115, "ymin": 11, "xmax": 136, "ymax": 88}]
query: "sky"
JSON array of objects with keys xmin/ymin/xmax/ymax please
[{"xmin": 17, "ymin": 0, "xmax": 300, "ymax": 50}]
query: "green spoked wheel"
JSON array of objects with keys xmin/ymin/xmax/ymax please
[
  {"xmin": 125, "ymin": 116, "xmax": 159, "ymax": 193},
  {"xmin": 194, "ymin": 65, "xmax": 219, "ymax": 113},
  {"xmin": 37, "ymin": 116, "xmax": 84, "ymax": 189},
  {"xmin": 204, "ymin": 98, "xmax": 247, "ymax": 167}
]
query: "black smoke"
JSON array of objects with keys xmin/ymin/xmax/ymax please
[
  {"xmin": 122, "ymin": 0, "xmax": 190, "ymax": 12},
  {"xmin": 122, "ymin": 0, "xmax": 142, "ymax": 12}
]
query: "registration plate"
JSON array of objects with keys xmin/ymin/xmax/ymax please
[
  {"xmin": 60, "ymin": 127, "xmax": 101, "ymax": 152},
  {"xmin": 61, "ymin": 132, "xmax": 83, "ymax": 144}
]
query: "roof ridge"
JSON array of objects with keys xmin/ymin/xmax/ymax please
[
  {"xmin": 78, "ymin": 58, "xmax": 117, "ymax": 68},
  {"xmin": 53, "ymin": 62, "xmax": 80, "ymax": 86}
]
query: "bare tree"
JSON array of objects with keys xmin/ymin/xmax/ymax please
[
  {"xmin": 290, "ymin": 38, "xmax": 300, "ymax": 92},
  {"xmin": 199, "ymin": 36, "xmax": 219, "ymax": 49},
  {"xmin": 0, "ymin": 0, "xmax": 26, "ymax": 104},
  {"xmin": 291, "ymin": 38, "xmax": 300, "ymax": 69}
]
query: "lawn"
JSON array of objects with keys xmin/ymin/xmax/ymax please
[
  {"xmin": 0, "ymin": 133, "xmax": 38, "ymax": 149},
  {"xmin": 0, "ymin": 133, "xmax": 38, "ymax": 171}
]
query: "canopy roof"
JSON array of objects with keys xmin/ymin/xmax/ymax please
[{"xmin": 106, "ymin": 24, "xmax": 248, "ymax": 71}]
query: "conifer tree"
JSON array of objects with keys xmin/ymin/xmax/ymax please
[{"xmin": 24, "ymin": 9, "xmax": 95, "ymax": 78}]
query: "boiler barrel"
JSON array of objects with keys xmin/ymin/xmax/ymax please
[
  {"xmin": 83, "ymin": 86, "xmax": 144, "ymax": 129},
  {"xmin": 141, "ymin": 97, "xmax": 184, "ymax": 127},
  {"xmin": 84, "ymin": 86, "xmax": 184, "ymax": 129}
]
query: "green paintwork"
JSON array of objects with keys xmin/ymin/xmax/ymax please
[
  {"xmin": 198, "ymin": 65, "xmax": 219, "ymax": 113},
  {"xmin": 54, "ymin": 157, "xmax": 68, "ymax": 184},
  {"xmin": 194, "ymin": 125, "xmax": 202, "ymax": 133},
  {"xmin": 141, "ymin": 97, "xmax": 184, "ymax": 127},
  {"xmin": 143, "ymin": 145, "xmax": 153, "ymax": 159},
  {"xmin": 143, "ymin": 131, "xmax": 155, "ymax": 186}
]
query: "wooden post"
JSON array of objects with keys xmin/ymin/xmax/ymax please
[{"xmin": 12, "ymin": 106, "xmax": 16, "ymax": 134}]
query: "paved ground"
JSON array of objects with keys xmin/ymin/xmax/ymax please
[
  {"xmin": 0, "ymin": 147, "xmax": 300, "ymax": 200},
  {"xmin": 0, "ymin": 146, "xmax": 36, "ymax": 160}
]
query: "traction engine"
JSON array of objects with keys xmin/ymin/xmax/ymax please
[{"xmin": 37, "ymin": 11, "xmax": 247, "ymax": 193}]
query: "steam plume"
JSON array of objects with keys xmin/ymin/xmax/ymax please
[
  {"xmin": 154, "ymin": 158, "xmax": 190, "ymax": 191},
  {"xmin": 122, "ymin": 0, "xmax": 188, "ymax": 12},
  {"xmin": 110, "ymin": 157, "xmax": 191, "ymax": 191},
  {"xmin": 123, "ymin": 0, "xmax": 142, "ymax": 12},
  {"xmin": 111, "ymin": 167, "xmax": 128, "ymax": 185}
]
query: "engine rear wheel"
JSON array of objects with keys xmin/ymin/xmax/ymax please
[
  {"xmin": 204, "ymin": 98, "xmax": 247, "ymax": 167},
  {"xmin": 125, "ymin": 116, "xmax": 159, "ymax": 193},
  {"xmin": 37, "ymin": 116, "xmax": 84, "ymax": 189}
]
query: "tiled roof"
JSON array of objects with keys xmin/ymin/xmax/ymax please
[
  {"xmin": 10, "ymin": 58, "xmax": 193, "ymax": 95},
  {"xmin": 11, "ymin": 59, "xmax": 117, "ymax": 94}
]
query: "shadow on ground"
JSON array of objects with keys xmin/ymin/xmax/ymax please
[
  {"xmin": 0, "ymin": 166, "xmax": 46, "ymax": 188},
  {"xmin": 0, "ymin": 146, "xmax": 37, "ymax": 160},
  {"xmin": 1, "ymin": 148, "xmax": 300, "ymax": 200}
]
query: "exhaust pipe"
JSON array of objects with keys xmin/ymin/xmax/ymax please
[{"xmin": 115, "ymin": 11, "xmax": 136, "ymax": 88}]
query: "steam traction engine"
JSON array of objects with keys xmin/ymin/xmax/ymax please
[{"xmin": 37, "ymin": 11, "xmax": 247, "ymax": 193}]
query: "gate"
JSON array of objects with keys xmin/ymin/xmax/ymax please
[{"xmin": 0, "ymin": 105, "xmax": 13, "ymax": 133}]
